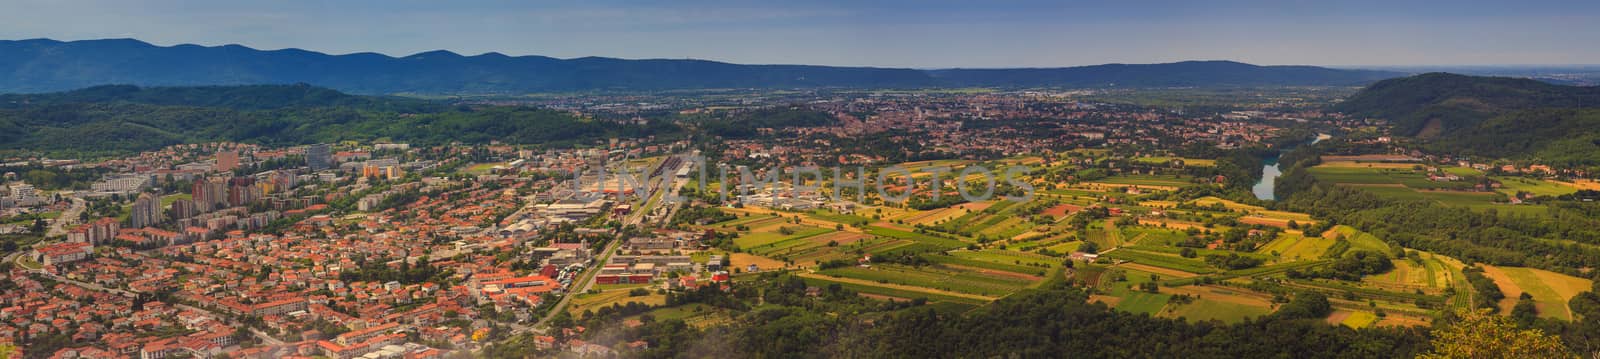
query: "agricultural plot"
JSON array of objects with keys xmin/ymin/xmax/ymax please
[
  {"xmin": 1101, "ymin": 248, "xmax": 1216, "ymax": 274},
  {"xmin": 634, "ymin": 304, "xmax": 734, "ymax": 329},
  {"xmin": 1307, "ymin": 165, "xmax": 1471, "ymax": 190},
  {"xmin": 1098, "ymin": 268, "xmax": 1173, "ymax": 314},
  {"xmin": 1119, "ymin": 226, "xmax": 1191, "ymax": 246},
  {"xmin": 1360, "ymin": 258, "xmax": 1448, "ymax": 294},
  {"xmin": 923, "ymin": 253, "xmax": 1048, "ymax": 276},
  {"xmin": 1492, "ymin": 176, "xmax": 1580, "ymax": 197},
  {"xmin": 1326, "ymin": 310, "xmax": 1379, "ymax": 328},
  {"xmin": 1257, "ymin": 232, "xmax": 1338, "ymax": 262},
  {"xmin": 1164, "ymin": 299, "xmax": 1272, "ymax": 323},
  {"xmin": 902, "ymin": 201, "xmax": 992, "ymax": 226},
  {"xmin": 747, "ymin": 230, "xmax": 866, "ymax": 258},
  {"xmin": 797, "ymin": 273, "xmax": 992, "ymax": 305},
  {"xmin": 708, "ymin": 215, "xmax": 784, "ymax": 230},
  {"xmin": 1133, "ymin": 156, "xmax": 1217, "ymax": 167},
  {"xmin": 1042, "ymin": 241, "xmax": 1083, "ymax": 254},
  {"xmin": 949, "ymin": 249, "xmax": 1061, "ymax": 268},
  {"xmin": 819, "ymin": 263, "xmax": 1032, "ymax": 296},
  {"xmin": 733, "ymin": 223, "xmax": 832, "ymax": 250},
  {"xmin": 1191, "ymin": 197, "xmax": 1314, "ymax": 223},
  {"xmin": 1308, "ymin": 165, "xmax": 1535, "ymax": 213},
  {"xmin": 807, "ymin": 209, "xmax": 875, "ymax": 226},
  {"xmin": 863, "ymin": 226, "xmax": 967, "ymax": 251},
  {"xmin": 1115, "ymin": 292, "xmax": 1171, "ymax": 314},
  {"xmin": 1323, "ymin": 226, "xmax": 1390, "ymax": 253},
  {"xmin": 1095, "ymin": 174, "xmax": 1194, "ymax": 188},
  {"xmin": 727, "ymin": 253, "xmax": 789, "ymax": 272},
  {"xmin": 567, "ymin": 289, "xmax": 667, "ymax": 315},
  {"xmin": 788, "ymin": 234, "xmax": 880, "ymax": 265},
  {"xmin": 1157, "ymin": 284, "xmax": 1277, "ymax": 323},
  {"xmin": 1482, "ymin": 265, "xmax": 1594, "ymax": 320}
]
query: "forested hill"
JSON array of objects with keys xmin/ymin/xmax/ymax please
[
  {"xmin": 0, "ymin": 84, "xmax": 434, "ymax": 111},
  {"xmin": 0, "ymin": 85, "xmax": 677, "ymax": 156},
  {"xmin": 1336, "ymin": 73, "xmax": 1600, "ymax": 166},
  {"xmin": 1336, "ymin": 73, "xmax": 1600, "ymax": 137},
  {"xmin": 0, "ymin": 38, "xmax": 1401, "ymax": 94}
]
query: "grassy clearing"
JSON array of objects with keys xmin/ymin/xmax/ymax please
[
  {"xmin": 1165, "ymin": 299, "xmax": 1272, "ymax": 323},
  {"xmin": 1339, "ymin": 311, "xmax": 1380, "ymax": 328},
  {"xmin": 733, "ymin": 223, "xmax": 830, "ymax": 249},
  {"xmin": 568, "ymin": 289, "xmax": 667, "ymax": 315},
  {"xmin": 1492, "ymin": 176, "xmax": 1580, "ymax": 197},
  {"xmin": 1115, "ymin": 291, "xmax": 1171, "ymax": 314}
]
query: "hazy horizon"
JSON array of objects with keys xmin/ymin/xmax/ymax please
[{"xmin": 2, "ymin": 0, "xmax": 1598, "ymax": 68}]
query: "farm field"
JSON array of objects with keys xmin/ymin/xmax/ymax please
[
  {"xmin": 1492, "ymin": 176, "xmax": 1581, "ymax": 197},
  {"xmin": 1308, "ymin": 165, "xmax": 1476, "ymax": 190},
  {"xmin": 1133, "ymin": 156, "xmax": 1217, "ymax": 167},
  {"xmin": 1322, "ymin": 225, "xmax": 1390, "ymax": 253},
  {"xmin": 732, "ymin": 223, "xmax": 832, "ymax": 251},
  {"xmin": 1481, "ymin": 265, "xmax": 1594, "ymax": 320},
  {"xmin": 1257, "ymin": 232, "xmax": 1336, "ymax": 262},
  {"xmin": 1191, "ymin": 196, "xmax": 1315, "ymax": 228},
  {"xmin": 796, "ymin": 272, "xmax": 996, "ymax": 304},
  {"xmin": 1304, "ymin": 164, "xmax": 1565, "ymax": 216},
  {"xmin": 1158, "ymin": 284, "xmax": 1277, "ymax": 323},
  {"xmin": 1101, "ymin": 248, "xmax": 1215, "ymax": 274},
  {"xmin": 682, "ymin": 159, "xmax": 1593, "ymax": 333},
  {"xmin": 818, "ymin": 263, "xmax": 1034, "ymax": 296},
  {"xmin": 1326, "ymin": 310, "xmax": 1379, "ymax": 328},
  {"xmin": 1164, "ymin": 299, "xmax": 1272, "ymax": 323},
  {"xmin": 567, "ymin": 288, "xmax": 667, "ymax": 315}
]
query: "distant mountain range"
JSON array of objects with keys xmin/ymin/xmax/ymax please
[
  {"xmin": 1337, "ymin": 73, "xmax": 1600, "ymax": 165},
  {"xmin": 0, "ymin": 38, "xmax": 1403, "ymax": 94}
]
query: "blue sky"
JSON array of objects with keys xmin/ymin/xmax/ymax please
[{"xmin": 1, "ymin": 0, "xmax": 1596, "ymax": 67}]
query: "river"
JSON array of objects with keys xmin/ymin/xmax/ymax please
[{"xmin": 1252, "ymin": 133, "xmax": 1330, "ymax": 200}]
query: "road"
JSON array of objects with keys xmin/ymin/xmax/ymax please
[
  {"xmin": 46, "ymin": 197, "xmax": 86, "ymax": 237},
  {"xmin": 527, "ymin": 153, "xmax": 691, "ymax": 331}
]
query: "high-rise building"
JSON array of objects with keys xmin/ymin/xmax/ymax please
[
  {"xmin": 191, "ymin": 177, "xmax": 229, "ymax": 213},
  {"xmin": 169, "ymin": 198, "xmax": 197, "ymax": 220},
  {"xmin": 228, "ymin": 177, "xmax": 257, "ymax": 207},
  {"xmin": 130, "ymin": 193, "xmax": 164, "ymax": 228},
  {"xmin": 216, "ymin": 150, "xmax": 240, "ymax": 172},
  {"xmin": 306, "ymin": 144, "xmax": 333, "ymax": 171}
]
